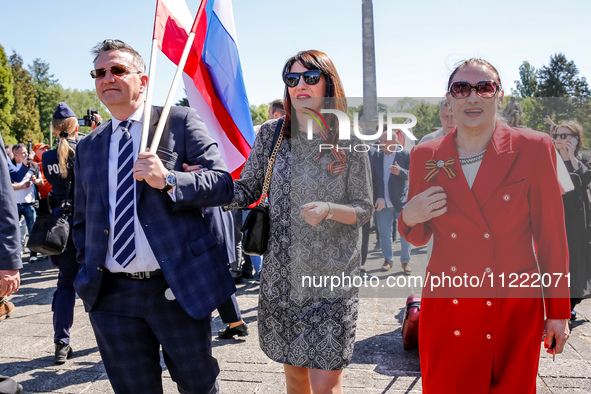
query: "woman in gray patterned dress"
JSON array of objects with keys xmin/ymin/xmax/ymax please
[{"xmin": 225, "ymin": 50, "xmax": 373, "ymax": 393}]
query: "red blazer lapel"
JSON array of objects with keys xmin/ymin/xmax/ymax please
[
  {"xmin": 471, "ymin": 121, "xmax": 518, "ymax": 207},
  {"xmin": 431, "ymin": 129, "xmax": 490, "ymax": 232}
]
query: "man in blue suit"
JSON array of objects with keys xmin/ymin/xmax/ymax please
[
  {"xmin": 73, "ymin": 39, "xmax": 235, "ymax": 394},
  {"xmin": 0, "ymin": 133, "xmax": 24, "ymax": 394},
  {"xmin": 375, "ymin": 131, "xmax": 412, "ymax": 273}
]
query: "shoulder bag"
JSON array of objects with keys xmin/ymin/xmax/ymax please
[
  {"xmin": 26, "ymin": 181, "xmax": 72, "ymax": 256},
  {"xmin": 241, "ymin": 119, "xmax": 284, "ymax": 256}
]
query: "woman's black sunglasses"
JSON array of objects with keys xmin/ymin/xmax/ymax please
[
  {"xmin": 552, "ymin": 133, "xmax": 575, "ymax": 140},
  {"xmin": 284, "ymin": 70, "xmax": 322, "ymax": 87}
]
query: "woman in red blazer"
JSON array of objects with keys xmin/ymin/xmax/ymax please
[{"xmin": 399, "ymin": 58, "xmax": 571, "ymax": 393}]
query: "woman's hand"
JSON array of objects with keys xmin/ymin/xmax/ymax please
[
  {"xmin": 564, "ymin": 138, "xmax": 577, "ymax": 159},
  {"xmin": 544, "ymin": 318, "xmax": 570, "ymax": 354},
  {"xmin": 401, "ymin": 186, "xmax": 447, "ymax": 228},
  {"xmin": 300, "ymin": 202, "xmax": 330, "ymax": 227},
  {"xmin": 182, "ymin": 163, "xmax": 207, "ymax": 174}
]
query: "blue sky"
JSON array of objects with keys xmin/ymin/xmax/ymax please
[{"xmin": 1, "ymin": 0, "xmax": 589, "ymax": 110}]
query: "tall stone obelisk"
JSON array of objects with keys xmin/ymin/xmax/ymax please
[{"xmin": 361, "ymin": 0, "xmax": 378, "ymax": 129}]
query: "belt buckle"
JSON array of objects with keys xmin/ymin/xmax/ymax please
[{"xmin": 130, "ymin": 271, "xmax": 148, "ymax": 280}]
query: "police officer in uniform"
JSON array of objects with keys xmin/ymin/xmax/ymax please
[{"xmin": 41, "ymin": 102, "xmax": 98, "ymax": 364}]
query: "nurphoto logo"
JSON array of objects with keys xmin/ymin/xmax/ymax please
[{"xmin": 303, "ymin": 106, "xmax": 417, "ymax": 153}]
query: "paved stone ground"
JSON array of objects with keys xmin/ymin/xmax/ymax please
[{"xmin": 1, "ymin": 232, "xmax": 590, "ymax": 393}]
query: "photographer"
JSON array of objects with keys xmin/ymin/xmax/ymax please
[
  {"xmin": 11, "ymin": 143, "xmax": 43, "ymax": 262},
  {"xmin": 79, "ymin": 109, "xmax": 102, "ymax": 130},
  {"xmin": 41, "ymin": 102, "xmax": 82, "ymax": 364}
]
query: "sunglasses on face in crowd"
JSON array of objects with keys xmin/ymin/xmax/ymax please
[
  {"xmin": 284, "ymin": 70, "xmax": 323, "ymax": 88},
  {"xmin": 552, "ymin": 133, "xmax": 575, "ymax": 140},
  {"xmin": 448, "ymin": 81, "xmax": 501, "ymax": 99},
  {"xmin": 90, "ymin": 64, "xmax": 140, "ymax": 79}
]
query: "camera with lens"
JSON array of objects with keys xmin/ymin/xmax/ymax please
[
  {"xmin": 61, "ymin": 200, "xmax": 74, "ymax": 217},
  {"xmin": 78, "ymin": 109, "xmax": 101, "ymax": 127}
]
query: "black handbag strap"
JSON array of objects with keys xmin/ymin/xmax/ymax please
[
  {"xmin": 257, "ymin": 118, "xmax": 284, "ymax": 207},
  {"xmin": 271, "ymin": 118, "xmax": 284, "ymax": 152}
]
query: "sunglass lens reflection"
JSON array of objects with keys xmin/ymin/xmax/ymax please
[
  {"xmin": 284, "ymin": 71, "xmax": 322, "ymax": 87},
  {"xmin": 302, "ymin": 71, "xmax": 321, "ymax": 85},
  {"xmin": 285, "ymin": 74, "xmax": 300, "ymax": 87}
]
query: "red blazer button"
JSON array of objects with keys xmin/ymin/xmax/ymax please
[
  {"xmin": 503, "ymin": 194, "xmax": 511, "ymax": 202},
  {"xmin": 452, "ymin": 299, "xmax": 459, "ymax": 305},
  {"xmin": 454, "ymin": 330, "xmax": 461, "ymax": 337}
]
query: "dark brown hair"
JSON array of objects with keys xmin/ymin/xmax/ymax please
[
  {"xmin": 281, "ymin": 50, "xmax": 347, "ymax": 139},
  {"xmin": 447, "ymin": 58, "xmax": 502, "ymax": 91}
]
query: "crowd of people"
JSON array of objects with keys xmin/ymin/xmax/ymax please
[{"xmin": 0, "ymin": 38, "xmax": 589, "ymax": 394}]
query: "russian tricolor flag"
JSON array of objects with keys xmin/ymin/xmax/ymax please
[{"xmin": 153, "ymin": 0, "xmax": 255, "ymax": 179}]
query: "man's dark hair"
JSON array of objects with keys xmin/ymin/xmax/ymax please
[
  {"xmin": 12, "ymin": 143, "xmax": 25, "ymax": 153},
  {"xmin": 269, "ymin": 99, "xmax": 285, "ymax": 116},
  {"xmin": 91, "ymin": 39, "xmax": 145, "ymax": 73}
]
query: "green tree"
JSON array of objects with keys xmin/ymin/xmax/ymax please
[
  {"xmin": 250, "ymin": 103, "xmax": 270, "ymax": 125},
  {"xmin": 9, "ymin": 51, "xmax": 41, "ymax": 143},
  {"xmin": 0, "ymin": 45, "xmax": 15, "ymax": 143},
  {"xmin": 30, "ymin": 58, "xmax": 62, "ymax": 139},
  {"xmin": 536, "ymin": 53, "xmax": 590, "ymax": 99},
  {"xmin": 531, "ymin": 54, "xmax": 591, "ymax": 134},
  {"xmin": 61, "ymin": 88, "xmax": 110, "ymax": 135},
  {"xmin": 513, "ymin": 61, "xmax": 537, "ymax": 98},
  {"xmin": 176, "ymin": 96, "xmax": 189, "ymax": 107}
]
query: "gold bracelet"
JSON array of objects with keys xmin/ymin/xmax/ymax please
[{"xmin": 326, "ymin": 202, "xmax": 335, "ymax": 220}]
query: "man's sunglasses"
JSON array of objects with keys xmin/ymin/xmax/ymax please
[
  {"xmin": 552, "ymin": 133, "xmax": 575, "ymax": 140},
  {"xmin": 284, "ymin": 70, "xmax": 323, "ymax": 88},
  {"xmin": 448, "ymin": 81, "xmax": 500, "ymax": 98},
  {"xmin": 90, "ymin": 64, "xmax": 140, "ymax": 79}
]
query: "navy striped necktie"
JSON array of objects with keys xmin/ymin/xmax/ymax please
[{"xmin": 113, "ymin": 120, "xmax": 136, "ymax": 267}]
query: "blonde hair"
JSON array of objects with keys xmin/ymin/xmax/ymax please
[
  {"xmin": 51, "ymin": 117, "xmax": 77, "ymax": 178},
  {"xmin": 556, "ymin": 120, "xmax": 585, "ymax": 153}
]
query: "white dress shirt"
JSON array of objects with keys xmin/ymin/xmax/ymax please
[{"xmin": 105, "ymin": 105, "xmax": 160, "ymax": 273}]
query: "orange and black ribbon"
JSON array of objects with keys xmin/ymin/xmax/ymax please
[
  {"xmin": 424, "ymin": 158, "xmax": 457, "ymax": 182},
  {"xmin": 316, "ymin": 117, "xmax": 346, "ymax": 175}
]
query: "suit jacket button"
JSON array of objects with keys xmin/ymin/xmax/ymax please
[
  {"xmin": 486, "ymin": 300, "xmax": 493, "ymax": 307},
  {"xmin": 484, "ymin": 266, "xmax": 492, "ymax": 273},
  {"xmin": 104, "ymin": 229, "xmax": 109, "ymax": 235},
  {"xmin": 450, "ymin": 232, "xmax": 457, "ymax": 239},
  {"xmin": 452, "ymin": 298, "xmax": 459, "ymax": 305},
  {"xmin": 503, "ymin": 194, "xmax": 511, "ymax": 202},
  {"xmin": 483, "ymin": 233, "xmax": 491, "ymax": 239},
  {"xmin": 453, "ymin": 329, "xmax": 461, "ymax": 337},
  {"xmin": 486, "ymin": 333, "xmax": 492, "ymax": 340},
  {"xmin": 450, "ymin": 265, "xmax": 457, "ymax": 272}
]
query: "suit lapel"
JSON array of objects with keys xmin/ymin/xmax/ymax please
[
  {"xmin": 94, "ymin": 121, "xmax": 113, "ymax": 211},
  {"xmin": 136, "ymin": 106, "xmax": 161, "ymax": 200},
  {"xmin": 471, "ymin": 121, "xmax": 518, "ymax": 207},
  {"xmin": 432, "ymin": 129, "xmax": 490, "ymax": 231}
]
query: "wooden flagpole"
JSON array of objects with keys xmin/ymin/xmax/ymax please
[{"xmin": 140, "ymin": 38, "xmax": 158, "ymax": 153}]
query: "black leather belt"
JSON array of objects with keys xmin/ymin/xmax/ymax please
[{"xmin": 105, "ymin": 269, "xmax": 163, "ymax": 280}]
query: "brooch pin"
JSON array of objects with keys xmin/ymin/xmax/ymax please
[{"xmin": 424, "ymin": 158, "xmax": 457, "ymax": 182}]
